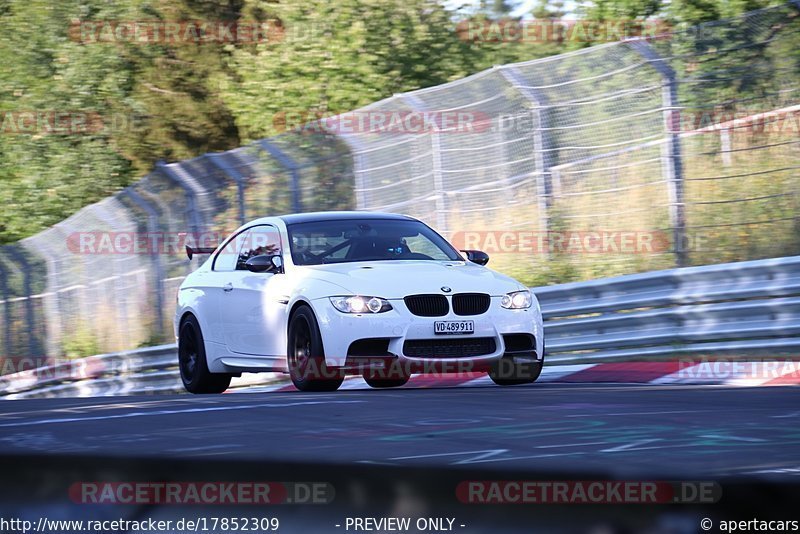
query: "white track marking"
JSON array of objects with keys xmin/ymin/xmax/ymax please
[
  {"xmin": 698, "ymin": 434, "xmax": 765, "ymax": 443},
  {"xmin": 170, "ymin": 444, "xmax": 243, "ymax": 452},
  {"xmin": 0, "ymin": 400, "xmax": 365, "ymax": 429},
  {"xmin": 601, "ymin": 439, "xmax": 662, "ymax": 452},
  {"xmin": 772, "ymin": 411, "xmax": 800, "ymax": 418},
  {"xmin": 389, "ymin": 449, "xmax": 510, "ymax": 464},
  {"xmin": 535, "ymin": 441, "xmax": 609, "ymax": 449},
  {"xmin": 567, "ymin": 409, "xmax": 712, "ymax": 417}
]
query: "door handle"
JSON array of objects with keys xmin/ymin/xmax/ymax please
[{"xmin": 222, "ymin": 282, "xmax": 233, "ymax": 292}]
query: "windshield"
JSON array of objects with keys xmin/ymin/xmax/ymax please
[{"xmin": 287, "ymin": 218, "xmax": 462, "ymax": 265}]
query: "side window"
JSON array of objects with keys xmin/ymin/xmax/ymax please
[
  {"xmin": 213, "ymin": 230, "xmax": 249, "ymax": 272},
  {"xmin": 236, "ymin": 225, "xmax": 282, "ymax": 271}
]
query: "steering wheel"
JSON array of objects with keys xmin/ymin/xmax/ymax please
[{"xmin": 301, "ymin": 239, "xmax": 354, "ymax": 264}]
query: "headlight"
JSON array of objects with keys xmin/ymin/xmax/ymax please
[
  {"xmin": 330, "ymin": 296, "xmax": 393, "ymax": 314},
  {"xmin": 501, "ymin": 290, "xmax": 532, "ymax": 309}
]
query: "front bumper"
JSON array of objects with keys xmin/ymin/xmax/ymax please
[{"xmin": 311, "ymin": 295, "xmax": 544, "ymax": 370}]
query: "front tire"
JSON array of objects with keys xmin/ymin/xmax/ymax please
[
  {"xmin": 363, "ymin": 373, "xmax": 410, "ymax": 389},
  {"xmin": 179, "ymin": 315, "xmax": 232, "ymax": 394},
  {"xmin": 489, "ymin": 356, "xmax": 542, "ymax": 386},
  {"xmin": 287, "ymin": 305, "xmax": 344, "ymax": 392}
]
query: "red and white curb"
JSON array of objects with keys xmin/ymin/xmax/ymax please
[{"xmin": 229, "ymin": 360, "xmax": 800, "ymax": 393}]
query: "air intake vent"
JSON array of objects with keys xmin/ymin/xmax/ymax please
[
  {"xmin": 502, "ymin": 334, "xmax": 536, "ymax": 353},
  {"xmin": 403, "ymin": 338, "xmax": 496, "ymax": 358},
  {"xmin": 404, "ymin": 294, "xmax": 449, "ymax": 317},
  {"xmin": 452, "ymin": 293, "xmax": 490, "ymax": 316},
  {"xmin": 347, "ymin": 338, "xmax": 392, "ymax": 357}
]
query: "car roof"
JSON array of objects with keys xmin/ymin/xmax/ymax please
[{"xmin": 277, "ymin": 211, "xmax": 417, "ymax": 225}]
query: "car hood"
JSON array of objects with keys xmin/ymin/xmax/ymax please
[{"xmin": 297, "ymin": 260, "xmax": 525, "ymax": 299}]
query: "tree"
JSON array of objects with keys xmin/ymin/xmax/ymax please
[
  {"xmin": 222, "ymin": 0, "xmax": 478, "ymax": 141},
  {"xmin": 113, "ymin": 0, "xmax": 242, "ymax": 167},
  {"xmin": 0, "ymin": 0, "xmax": 135, "ymax": 242},
  {"xmin": 0, "ymin": 0, "xmax": 243, "ymax": 243},
  {"xmin": 532, "ymin": 0, "xmax": 567, "ymax": 19},
  {"xmin": 581, "ymin": 0, "xmax": 775, "ymax": 24}
]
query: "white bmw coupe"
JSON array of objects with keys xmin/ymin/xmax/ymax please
[{"xmin": 175, "ymin": 212, "xmax": 544, "ymax": 393}]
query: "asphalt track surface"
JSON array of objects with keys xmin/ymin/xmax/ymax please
[{"xmin": 1, "ymin": 383, "xmax": 799, "ymax": 480}]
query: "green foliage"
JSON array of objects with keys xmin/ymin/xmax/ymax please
[
  {"xmin": 62, "ymin": 323, "xmax": 100, "ymax": 359},
  {"xmin": 0, "ymin": 0, "xmax": 240, "ymax": 244},
  {"xmin": 581, "ymin": 0, "xmax": 775, "ymax": 24},
  {"xmin": 0, "ymin": 0, "xmax": 584, "ymax": 244},
  {"xmin": 222, "ymin": 0, "xmax": 476, "ymax": 141},
  {"xmin": 0, "ymin": 1, "xmax": 134, "ymax": 242},
  {"xmin": 116, "ymin": 0, "xmax": 241, "ymax": 166},
  {"xmin": 1, "ymin": 0, "xmax": 797, "ymax": 293}
]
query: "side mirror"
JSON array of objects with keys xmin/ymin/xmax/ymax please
[
  {"xmin": 245, "ymin": 255, "xmax": 283, "ymax": 273},
  {"xmin": 460, "ymin": 249, "xmax": 490, "ymax": 266}
]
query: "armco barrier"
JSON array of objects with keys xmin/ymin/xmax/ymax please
[
  {"xmin": 0, "ymin": 345, "xmax": 179, "ymax": 398},
  {"xmin": 540, "ymin": 255, "xmax": 800, "ymax": 362},
  {"xmin": 2, "ymin": 255, "xmax": 799, "ymax": 398}
]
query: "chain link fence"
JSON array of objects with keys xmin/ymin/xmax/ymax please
[{"xmin": 1, "ymin": 3, "xmax": 799, "ymax": 363}]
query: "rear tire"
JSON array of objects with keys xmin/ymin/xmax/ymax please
[
  {"xmin": 287, "ymin": 305, "xmax": 344, "ymax": 392},
  {"xmin": 489, "ymin": 356, "xmax": 542, "ymax": 386},
  {"xmin": 179, "ymin": 315, "xmax": 232, "ymax": 394}
]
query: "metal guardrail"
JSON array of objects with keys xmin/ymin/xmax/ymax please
[
  {"xmin": 540, "ymin": 255, "xmax": 800, "ymax": 362},
  {"xmin": 0, "ymin": 345, "xmax": 180, "ymax": 399},
  {"xmin": 2, "ymin": 255, "xmax": 799, "ymax": 398}
]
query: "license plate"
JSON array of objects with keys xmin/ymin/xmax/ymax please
[{"xmin": 434, "ymin": 320, "xmax": 474, "ymax": 335}]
